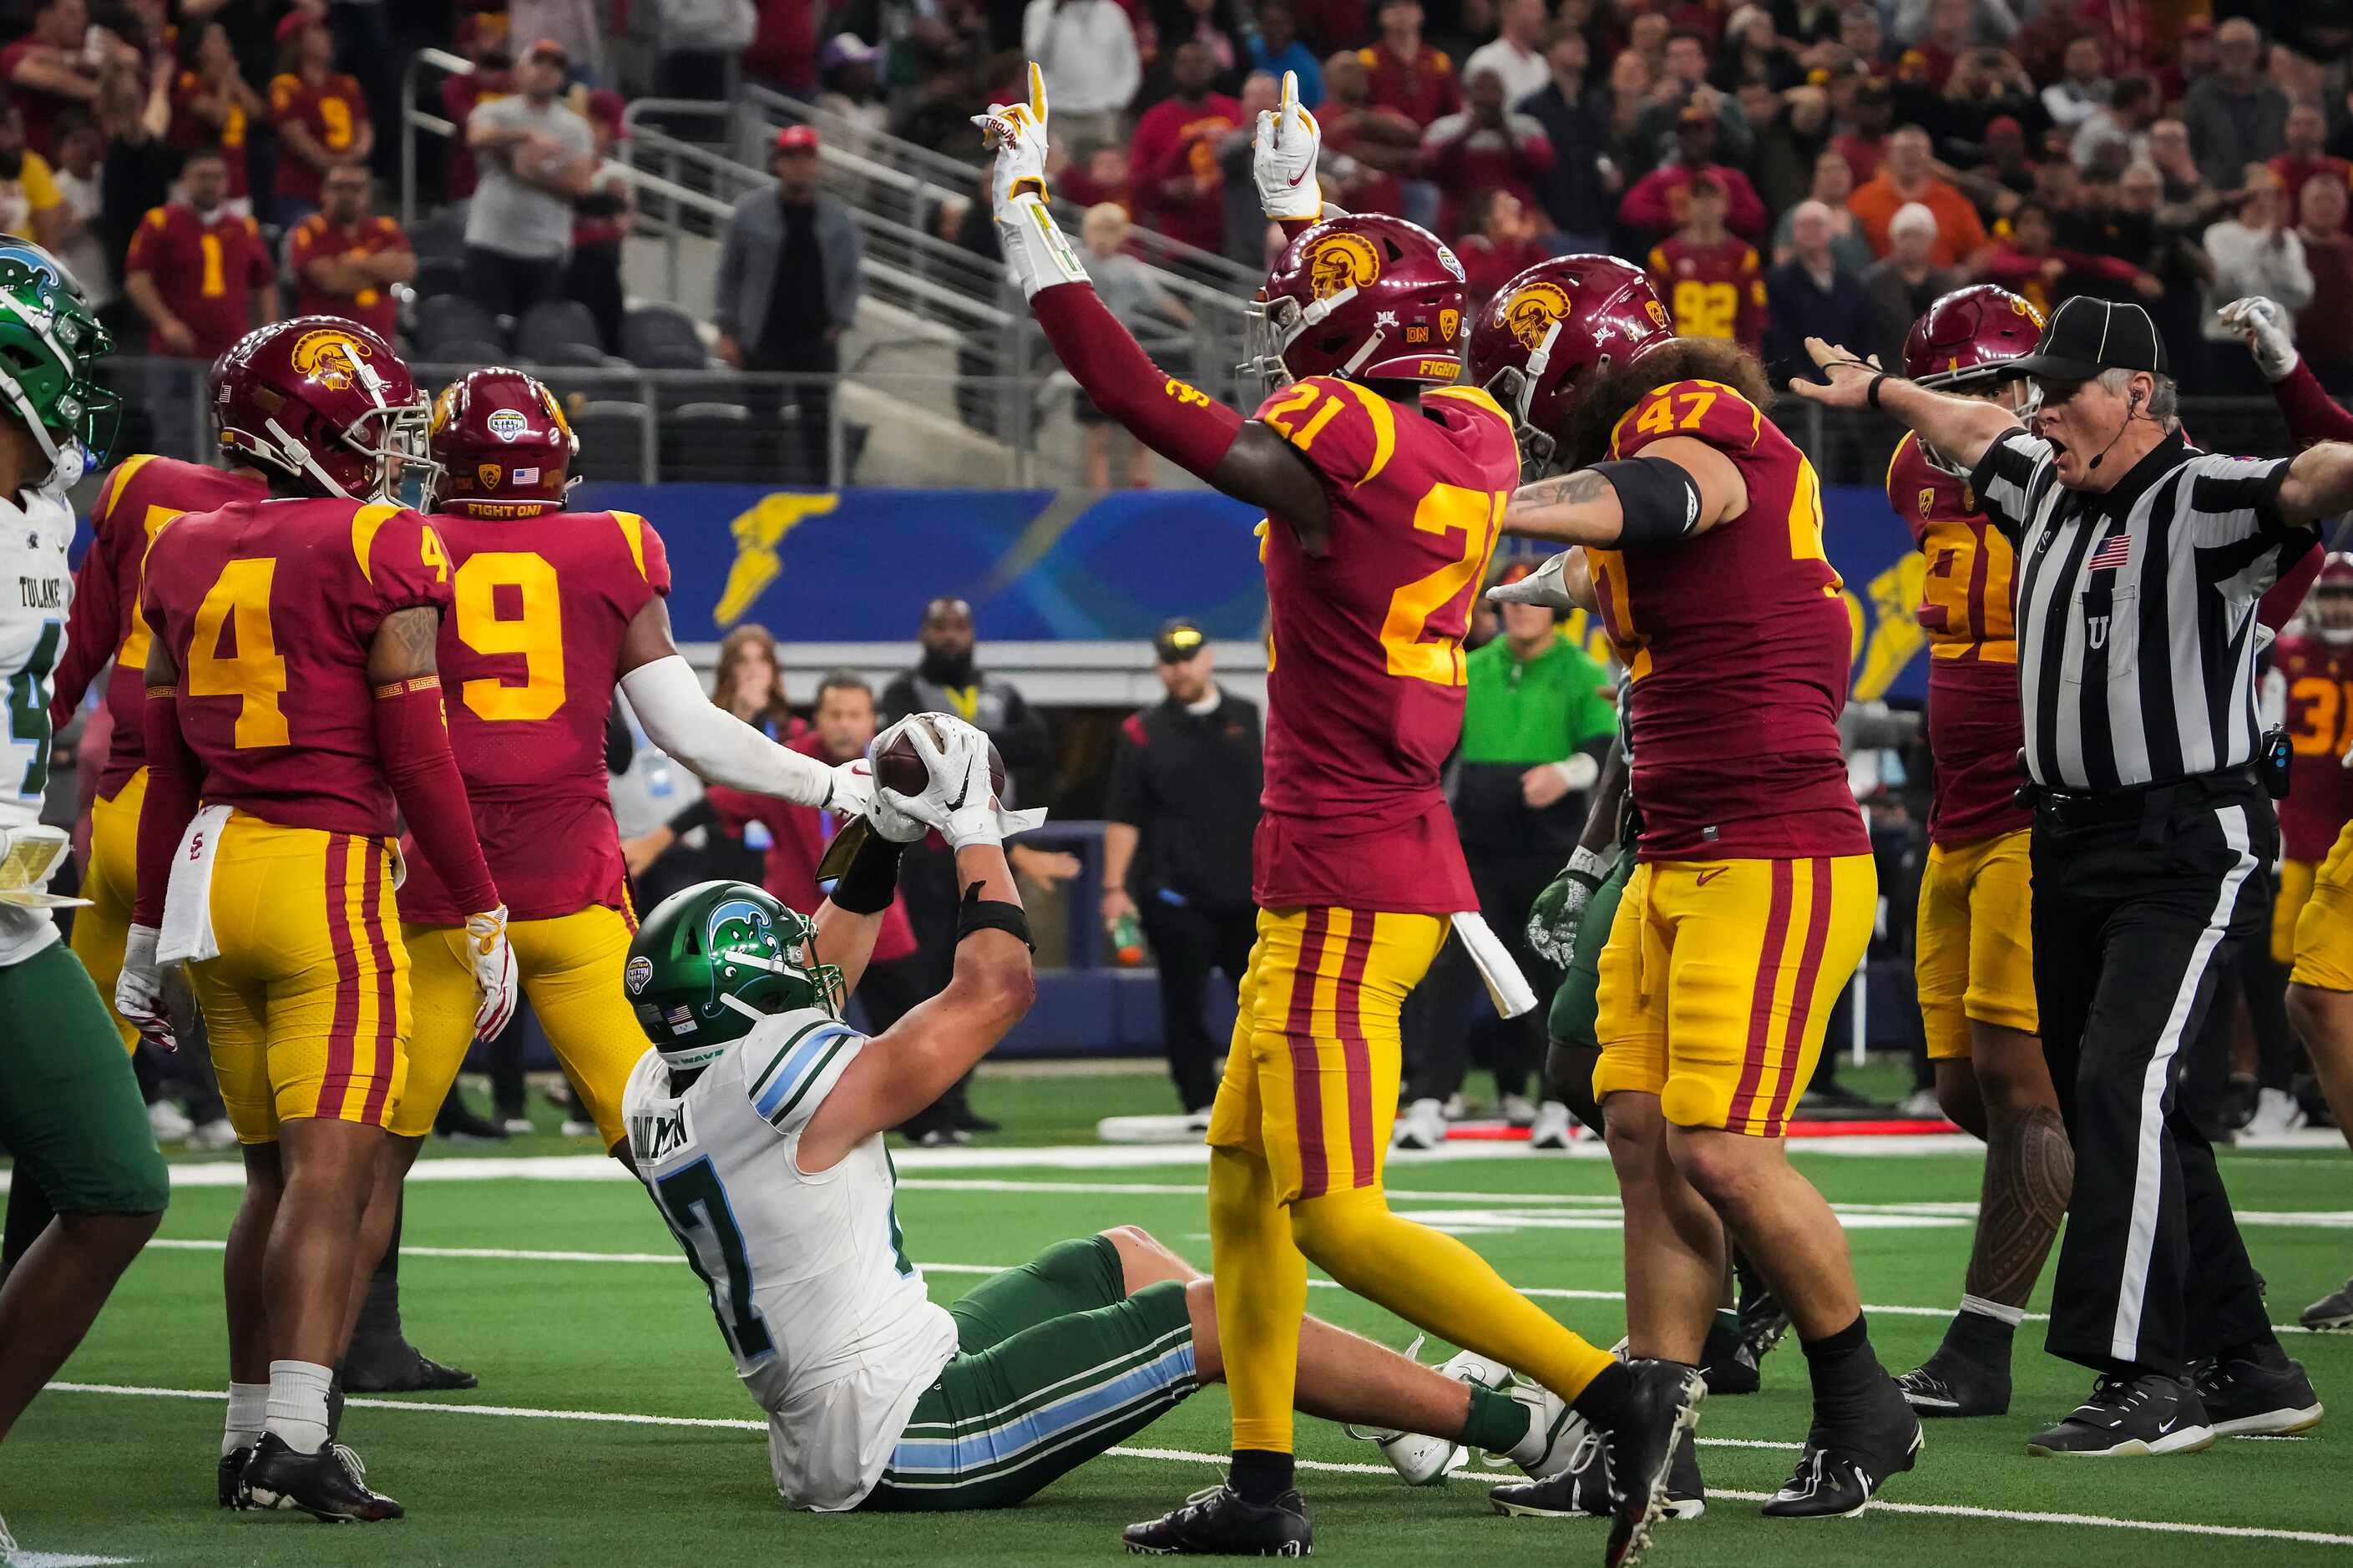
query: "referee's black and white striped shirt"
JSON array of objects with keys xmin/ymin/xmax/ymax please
[{"xmin": 1970, "ymin": 427, "xmax": 2320, "ymax": 794}]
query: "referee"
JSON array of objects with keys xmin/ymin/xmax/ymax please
[{"xmin": 1797, "ymin": 299, "xmax": 2350, "ymax": 1456}]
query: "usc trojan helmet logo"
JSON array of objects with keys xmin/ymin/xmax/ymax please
[
  {"xmin": 1503, "ymin": 280, "xmax": 1574, "ymax": 351},
  {"xmin": 430, "ymin": 383, "xmax": 457, "ymax": 432},
  {"xmin": 2012, "ymin": 295, "xmax": 2044, "ymax": 325},
  {"xmin": 1308, "ymin": 232, "xmax": 1382, "ymax": 299},
  {"xmin": 289, "ymin": 328, "xmax": 370, "ymax": 391}
]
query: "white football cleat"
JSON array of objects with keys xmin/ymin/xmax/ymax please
[
  {"xmin": 2242, "ymin": 1087, "xmax": 2309, "ymax": 1138},
  {"xmin": 1392, "ymin": 1097, "xmax": 1448, "ymax": 1151},
  {"xmin": 1499, "ymin": 1093, "xmax": 1537, "ymax": 1128},
  {"xmin": 1491, "ymin": 1375, "xmax": 1582, "ymax": 1479},
  {"xmin": 1354, "ymin": 1341, "xmax": 1508, "ymax": 1485},
  {"xmin": 1528, "ymin": 1100, "xmax": 1577, "ymax": 1149},
  {"xmin": 186, "ymin": 1117, "xmax": 239, "ymax": 1152},
  {"xmin": 148, "ymin": 1098, "xmax": 195, "ymax": 1142}
]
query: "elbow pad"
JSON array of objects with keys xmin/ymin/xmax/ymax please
[{"xmin": 1590, "ymin": 458, "xmax": 1703, "ymax": 550}]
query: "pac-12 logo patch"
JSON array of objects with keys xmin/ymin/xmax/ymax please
[
  {"xmin": 477, "ymin": 463, "xmax": 503, "ymax": 489},
  {"xmin": 486, "ymin": 407, "xmax": 529, "ymax": 443},
  {"xmin": 625, "ymin": 955, "xmax": 654, "ymax": 994}
]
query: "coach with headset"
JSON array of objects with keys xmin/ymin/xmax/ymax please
[{"xmin": 1796, "ymin": 300, "xmax": 2350, "ymax": 1457}]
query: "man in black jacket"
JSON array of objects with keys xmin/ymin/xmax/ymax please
[{"xmin": 1102, "ymin": 620, "xmax": 1263, "ymax": 1120}]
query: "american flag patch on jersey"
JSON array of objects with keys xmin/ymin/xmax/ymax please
[{"xmin": 2087, "ymin": 534, "xmax": 2133, "ymax": 570}]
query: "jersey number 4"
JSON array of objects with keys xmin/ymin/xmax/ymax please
[
  {"xmin": 6, "ymin": 620, "xmax": 61, "ymax": 797},
  {"xmin": 651, "ymin": 1158, "xmax": 777, "ymax": 1365}
]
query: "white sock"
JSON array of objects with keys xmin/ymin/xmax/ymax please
[
  {"xmin": 264, "ymin": 1359, "xmax": 335, "ymax": 1454},
  {"xmin": 223, "ymin": 1382, "xmax": 269, "ymax": 1457},
  {"xmin": 1959, "ymin": 1293, "xmax": 2027, "ymax": 1328}
]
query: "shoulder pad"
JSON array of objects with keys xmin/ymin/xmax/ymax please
[{"xmin": 1610, "ymin": 379, "xmax": 1763, "ymax": 459}]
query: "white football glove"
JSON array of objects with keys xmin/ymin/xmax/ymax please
[
  {"xmin": 116, "ymin": 923, "xmax": 177, "ymax": 1052},
  {"xmin": 973, "ymin": 62, "xmax": 1090, "ymax": 300},
  {"xmin": 824, "ymin": 756, "xmax": 876, "ymax": 818},
  {"xmin": 883, "ymin": 714, "xmax": 1008, "ymax": 850},
  {"xmin": 1253, "ymin": 68, "xmax": 1323, "ymax": 222},
  {"xmin": 863, "ymin": 716, "xmax": 938, "ymax": 844},
  {"xmin": 2217, "ymin": 296, "xmax": 2297, "ymax": 383},
  {"xmin": 464, "ymin": 905, "xmax": 520, "ymax": 1043},
  {"xmin": 1488, "ymin": 549, "xmax": 1584, "ymax": 613}
]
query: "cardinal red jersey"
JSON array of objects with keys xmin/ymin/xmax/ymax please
[
  {"xmin": 167, "ymin": 73, "xmax": 252, "ymax": 200},
  {"xmin": 1590, "ymin": 378, "xmax": 1868, "ymax": 861},
  {"xmin": 287, "ymin": 213, "xmax": 407, "ymax": 341},
  {"xmin": 123, "ymin": 204, "xmax": 272, "ymax": 360},
  {"xmin": 2273, "ymin": 630, "xmax": 2353, "ymax": 862},
  {"xmin": 1128, "ymin": 94, "xmax": 1242, "ymax": 255},
  {"xmin": 1252, "ymin": 377, "xmax": 1517, "ymax": 913},
  {"xmin": 268, "ymin": 70, "xmax": 369, "ymax": 205},
  {"xmin": 52, "ymin": 457, "xmax": 266, "ymax": 797},
  {"xmin": 397, "ymin": 509, "xmax": 671, "ymax": 926},
  {"xmin": 1647, "ymin": 235, "xmax": 1766, "ymax": 352},
  {"xmin": 1889, "ymin": 432, "xmax": 2031, "ymax": 846},
  {"xmin": 140, "ymin": 498, "xmax": 454, "ymax": 835}
]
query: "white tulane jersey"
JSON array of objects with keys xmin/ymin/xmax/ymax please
[
  {"xmin": 622, "ymin": 1009, "xmax": 959, "ymax": 1511},
  {"xmin": 0, "ymin": 485, "xmax": 77, "ymax": 967}
]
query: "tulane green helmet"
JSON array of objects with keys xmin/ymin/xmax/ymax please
[
  {"xmin": 626, "ymin": 881, "xmax": 844, "ymax": 1069},
  {"xmin": 0, "ymin": 241, "xmax": 119, "ymax": 488}
]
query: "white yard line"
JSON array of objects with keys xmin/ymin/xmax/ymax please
[{"xmin": 40, "ymin": 1383, "xmax": 2352, "ymax": 1548}]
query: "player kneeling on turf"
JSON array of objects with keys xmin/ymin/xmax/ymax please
[{"xmin": 619, "ymin": 714, "xmax": 1581, "ymax": 1516}]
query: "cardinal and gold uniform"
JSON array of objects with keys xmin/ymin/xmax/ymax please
[
  {"xmin": 50, "ymin": 455, "xmax": 264, "ymax": 1047},
  {"xmin": 139, "ymin": 499, "xmax": 453, "ymax": 1138},
  {"xmin": 1889, "ymin": 432, "xmax": 2037, "ymax": 1062},
  {"xmin": 2275, "ymin": 630, "xmax": 2353, "ymax": 991},
  {"xmin": 396, "ymin": 508, "xmax": 670, "ymax": 1149},
  {"xmin": 1587, "ymin": 379, "xmax": 1875, "ymax": 1135}
]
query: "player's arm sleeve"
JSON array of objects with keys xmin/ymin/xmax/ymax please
[
  {"xmin": 1030, "ymin": 283, "xmax": 1246, "ymax": 482},
  {"xmin": 745, "ymin": 1019, "xmax": 869, "ymax": 1138},
  {"xmin": 1965, "ymin": 429, "xmax": 2052, "ymax": 542},
  {"xmin": 2272, "ymin": 356, "xmax": 2353, "ymax": 447},
  {"xmin": 49, "ymin": 483, "xmax": 125, "ymax": 724},
  {"xmin": 618, "ymin": 655, "xmax": 837, "ymax": 807}
]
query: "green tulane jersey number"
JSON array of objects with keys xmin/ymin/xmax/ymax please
[{"xmin": 621, "ymin": 1007, "xmax": 959, "ymax": 1512}]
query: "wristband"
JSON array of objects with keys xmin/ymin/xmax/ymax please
[
  {"xmin": 827, "ymin": 826, "xmax": 908, "ymax": 914},
  {"xmin": 1866, "ymin": 372, "xmax": 1887, "ymax": 411},
  {"xmin": 956, "ymin": 882, "xmax": 1035, "ymax": 951}
]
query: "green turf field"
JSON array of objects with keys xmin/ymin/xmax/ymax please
[{"xmin": 6, "ymin": 1068, "xmax": 2351, "ymax": 1568}]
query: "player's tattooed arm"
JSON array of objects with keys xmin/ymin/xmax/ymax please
[
  {"xmin": 366, "ymin": 605, "xmax": 443, "ymax": 687},
  {"xmin": 1505, "ymin": 439, "xmax": 1746, "ymax": 545},
  {"xmin": 1514, "ymin": 468, "xmax": 1613, "ymax": 515},
  {"xmin": 1215, "ymin": 424, "xmax": 1334, "ymax": 552}
]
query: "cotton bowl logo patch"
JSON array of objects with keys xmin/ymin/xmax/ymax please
[
  {"xmin": 486, "ymin": 407, "xmax": 529, "ymax": 443},
  {"xmin": 625, "ymin": 954, "xmax": 654, "ymax": 994},
  {"xmin": 1435, "ymin": 244, "xmax": 1465, "ymax": 283},
  {"xmin": 1308, "ymin": 231, "xmax": 1381, "ymax": 299}
]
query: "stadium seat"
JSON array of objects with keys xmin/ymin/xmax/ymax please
[
  {"xmin": 569, "ymin": 401, "xmax": 652, "ymax": 482},
  {"xmin": 635, "ymin": 341, "xmax": 715, "ymax": 372},
  {"xmin": 412, "ymin": 255, "xmax": 466, "ymax": 301},
  {"xmin": 662, "ymin": 401, "xmax": 768, "ymax": 483},
  {"xmin": 537, "ymin": 341, "xmax": 626, "ymax": 370},
  {"xmin": 620, "ymin": 304, "xmax": 706, "ymax": 368},
  {"xmin": 416, "ymin": 294, "xmax": 504, "ymax": 353},
  {"xmin": 417, "ymin": 338, "xmax": 510, "ymax": 377},
  {"xmin": 518, "ymin": 299, "xmax": 607, "ymax": 361}
]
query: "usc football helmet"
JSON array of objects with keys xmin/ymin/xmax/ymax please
[
  {"xmin": 1901, "ymin": 286, "xmax": 2043, "ymax": 475},
  {"xmin": 211, "ymin": 316, "xmax": 436, "ymax": 502},
  {"xmin": 1242, "ymin": 214, "xmax": 1470, "ymax": 392},
  {"xmin": 1465, "ymin": 255, "xmax": 1673, "ymax": 478},
  {"xmin": 2310, "ymin": 552, "xmax": 2353, "ymax": 647},
  {"xmin": 425, "ymin": 367, "xmax": 579, "ymax": 516}
]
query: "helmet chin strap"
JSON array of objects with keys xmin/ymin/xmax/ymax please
[
  {"xmin": 1338, "ymin": 325, "xmax": 1387, "ymax": 379},
  {"xmin": 715, "ymin": 993, "xmax": 771, "ymax": 1023},
  {"xmin": 264, "ymin": 414, "xmax": 356, "ymax": 498}
]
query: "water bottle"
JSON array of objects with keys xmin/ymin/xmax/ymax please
[{"xmin": 1111, "ymin": 912, "xmax": 1145, "ymax": 966}]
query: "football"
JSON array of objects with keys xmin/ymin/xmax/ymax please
[{"xmin": 873, "ymin": 714, "xmax": 1007, "ymax": 803}]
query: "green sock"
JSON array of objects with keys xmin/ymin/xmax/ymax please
[{"xmin": 1461, "ymin": 1383, "xmax": 1531, "ymax": 1456}]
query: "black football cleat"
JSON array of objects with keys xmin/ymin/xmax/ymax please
[
  {"xmin": 241, "ymin": 1434, "xmax": 404, "ymax": 1522},
  {"xmin": 2300, "ymin": 1277, "xmax": 2353, "ymax": 1332},
  {"xmin": 2026, "ymin": 1372, "xmax": 2214, "ymax": 1457},
  {"xmin": 1699, "ymin": 1313, "xmax": 1760, "ymax": 1396},
  {"xmin": 218, "ymin": 1445, "xmax": 255, "ymax": 1510},
  {"xmin": 1895, "ymin": 1341, "xmax": 2011, "ymax": 1418},
  {"xmin": 1602, "ymin": 1360, "xmax": 1704, "ymax": 1568},
  {"xmin": 2193, "ymin": 1353, "xmax": 2324, "ymax": 1438},
  {"xmin": 342, "ymin": 1339, "xmax": 478, "ymax": 1393},
  {"xmin": 1763, "ymin": 1374, "xmax": 1920, "ymax": 1517},
  {"xmin": 1122, "ymin": 1485, "xmax": 1311, "ymax": 1556},
  {"xmin": 1733, "ymin": 1254, "xmax": 1790, "ymax": 1364},
  {"xmin": 1490, "ymin": 1419, "xmax": 1705, "ymax": 1523}
]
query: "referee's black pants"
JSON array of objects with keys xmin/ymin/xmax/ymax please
[{"xmin": 2032, "ymin": 771, "xmax": 2277, "ymax": 1378}]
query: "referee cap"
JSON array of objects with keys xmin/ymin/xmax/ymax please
[{"xmin": 2008, "ymin": 296, "xmax": 2168, "ymax": 382}]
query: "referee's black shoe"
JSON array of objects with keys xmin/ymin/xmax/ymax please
[
  {"xmin": 1762, "ymin": 1378, "xmax": 1921, "ymax": 1517},
  {"xmin": 1122, "ymin": 1485, "xmax": 1312, "ymax": 1555},
  {"xmin": 2194, "ymin": 1351, "xmax": 2325, "ymax": 1437},
  {"xmin": 2026, "ymin": 1372, "xmax": 2214, "ymax": 1457}
]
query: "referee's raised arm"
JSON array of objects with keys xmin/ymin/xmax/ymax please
[{"xmin": 1834, "ymin": 295, "xmax": 2330, "ymax": 1461}]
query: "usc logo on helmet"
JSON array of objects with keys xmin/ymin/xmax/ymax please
[
  {"xmin": 2012, "ymin": 296, "xmax": 2044, "ymax": 325},
  {"xmin": 1503, "ymin": 280, "xmax": 1574, "ymax": 351},
  {"xmin": 289, "ymin": 328, "xmax": 371, "ymax": 392},
  {"xmin": 1308, "ymin": 231, "xmax": 1382, "ymax": 299}
]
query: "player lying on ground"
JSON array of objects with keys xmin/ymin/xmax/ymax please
[
  {"xmin": 0, "ymin": 244, "xmax": 167, "ymax": 1560},
  {"xmin": 618, "ymin": 715, "xmax": 1581, "ymax": 1518},
  {"xmin": 972, "ymin": 68, "xmax": 1698, "ymax": 1568},
  {"xmin": 1465, "ymin": 255, "xmax": 1921, "ymax": 1517}
]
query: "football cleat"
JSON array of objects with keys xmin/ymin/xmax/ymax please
[
  {"xmin": 241, "ymin": 1434, "xmax": 404, "ymax": 1522},
  {"xmin": 2194, "ymin": 1353, "xmax": 2324, "ymax": 1438},
  {"xmin": 1763, "ymin": 1376, "xmax": 1920, "ymax": 1516},
  {"xmin": 2300, "ymin": 1277, "xmax": 2353, "ymax": 1332},
  {"xmin": 342, "ymin": 1340, "xmax": 478, "ymax": 1394},
  {"xmin": 1391, "ymin": 1098, "xmax": 1448, "ymax": 1151},
  {"xmin": 1734, "ymin": 1254, "xmax": 1791, "ymax": 1363},
  {"xmin": 2026, "ymin": 1372, "xmax": 2212, "ymax": 1458},
  {"xmin": 1123, "ymin": 1485, "xmax": 1312, "ymax": 1556},
  {"xmin": 1529, "ymin": 1100, "xmax": 1577, "ymax": 1150},
  {"xmin": 1896, "ymin": 1341, "xmax": 2011, "ymax": 1418},
  {"xmin": 218, "ymin": 1444, "xmax": 256, "ymax": 1509},
  {"xmin": 1351, "ymin": 1338, "xmax": 1483, "ymax": 1485},
  {"xmin": 1490, "ymin": 1420, "xmax": 1704, "ymax": 1521},
  {"xmin": 1698, "ymin": 1313, "xmax": 1760, "ymax": 1397}
]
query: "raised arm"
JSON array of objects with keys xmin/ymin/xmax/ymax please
[
  {"xmin": 2219, "ymin": 296, "xmax": 2353, "ymax": 447},
  {"xmin": 1788, "ymin": 335, "xmax": 2021, "ymax": 477},
  {"xmin": 1500, "ymin": 435, "xmax": 1747, "ymax": 546},
  {"xmin": 2276, "ymin": 441, "xmax": 2353, "ymax": 529}
]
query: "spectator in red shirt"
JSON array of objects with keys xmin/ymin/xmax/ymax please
[
  {"xmin": 286, "ymin": 165, "xmax": 412, "ymax": 342},
  {"xmin": 1060, "ymin": 144, "xmax": 1137, "ymax": 215},
  {"xmin": 122, "ymin": 146, "xmax": 276, "ymax": 359},
  {"xmin": 1316, "ymin": 48, "xmax": 1416, "ymax": 214},
  {"xmin": 1419, "ymin": 66, "xmax": 1552, "ymax": 237},
  {"xmin": 168, "ymin": 23, "xmax": 265, "ymax": 215},
  {"xmin": 1128, "ymin": 43, "xmax": 1242, "ymax": 255},
  {"xmin": 2271, "ymin": 104, "xmax": 2352, "ymax": 234},
  {"xmin": 1648, "ymin": 175, "xmax": 1768, "ymax": 352},
  {"xmin": 269, "ymin": 11, "xmax": 373, "ymax": 228},
  {"xmin": 1979, "ymin": 197, "xmax": 2157, "ymax": 318},
  {"xmin": 2294, "ymin": 175, "xmax": 2353, "ymax": 392},
  {"xmin": 3, "ymin": 0, "xmax": 134, "ymax": 157},
  {"xmin": 1359, "ymin": 0, "xmax": 1459, "ymax": 129},
  {"xmin": 1829, "ymin": 73, "xmax": 1893, "ymax": 185},
  {"xmin": 1619, "ymin": 107, "xmax": 1767, "ymax": 246},
  {"xmin": 1455, "ymin": 187, "xmax": 1546, "ymax": 301}
]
